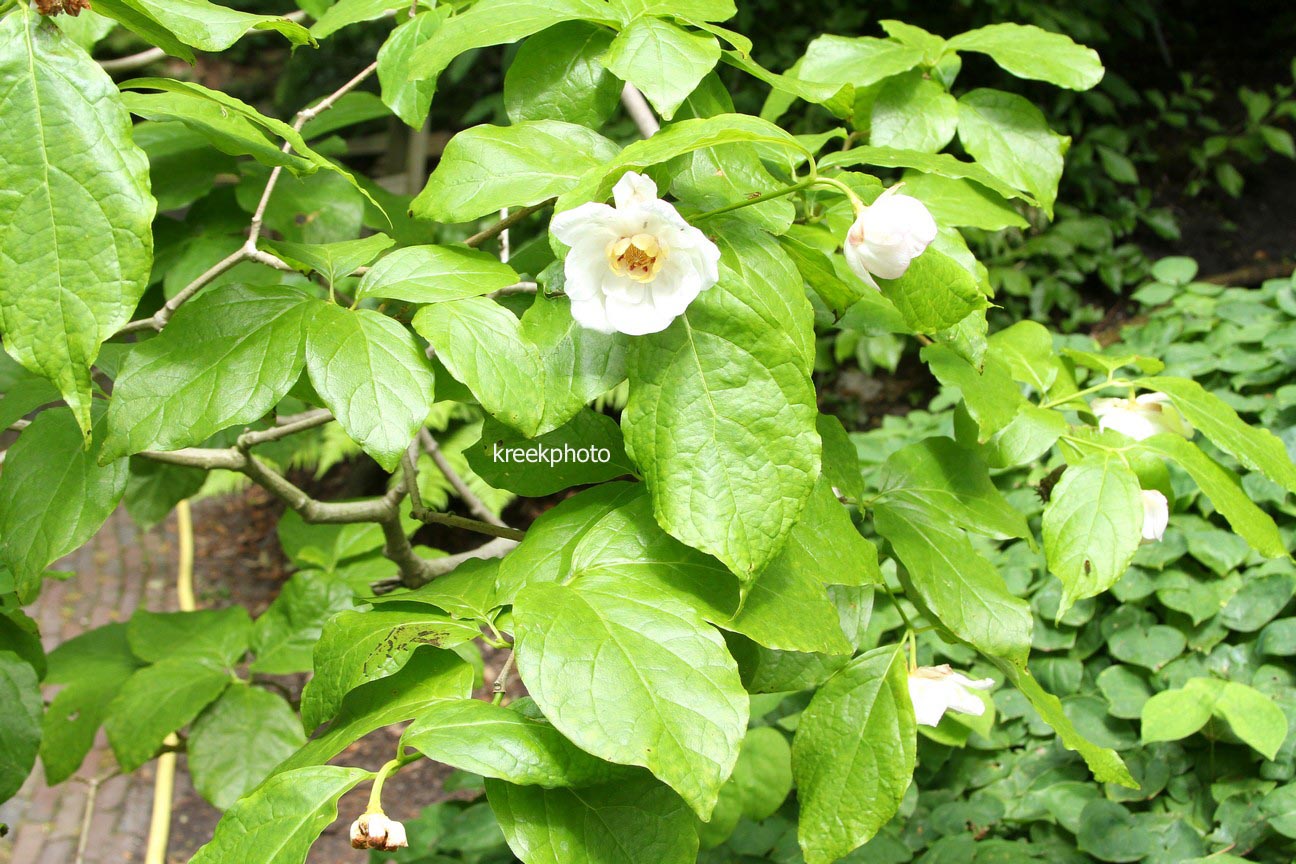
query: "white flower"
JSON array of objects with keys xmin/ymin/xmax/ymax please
[
  {"xmin": 549, "ymin": 171, "xmax": 721, "ymax": 336},
  {"xmin": 907, "ymin": 664, "xmax": 994, "ymax": 727},
  {"xmin": 1141, "ymin": 489, "xmax": 1169, "ymax": 542},
  {"xmin": 843, "ymin": 187, "xmax": 938, "ymax": 290},
  {"xmin": 1091, "ymin": 392, "xmax": 1193, "ymax": 441},
  {"xmin": 349, "ymin": 813, "xmax": 408, "ymax": 851}
]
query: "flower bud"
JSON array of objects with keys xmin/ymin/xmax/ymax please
[
  {"xmin": 1090, "ymin": 393, "xmax": 1193, "ymax": 441},
  {"xmin": 349, "ymin": 813, "xmax": 408, "ymax": 851},
  {"xmin": 843, "ymin": 189, "xmax": 938, "ymax": 289},
  {"xmin": 907, "ymin": 664, "xmax": 994, "ymax": 727},
  {"xmin": 1141, "ymin": 490, "xmax": 1169, "ymax": 542}
]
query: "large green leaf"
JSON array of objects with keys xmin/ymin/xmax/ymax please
[
  {"xmin": 189, "ymin": 686, "xmax": 307, "ymax": 810},
  {"xmin": 0, "ymin": 651, "xmax": 42, "ymax": 803},
  {"xmin": 304, "ymin": 302, "xmax": 435, "ymax": 471},
  {"xmin": 956, "ymin": 89, "xmax": 1068, "ymax": 216},
  {"xmin": 412, "ymin": 120, "xmax": 619, "ymax": 222},
  {"xmin": 877, "ymin": 250, "xmax": 988, "ymax": 334},
  {"xmin": 487, "ymin": 773, "xmax": 699, "ymax": 864},
  {"xmin": 0, "ymin": 409, "xmax": 128, "ymax": 602},
  {"xmin": 818, "ymin": 146, "xmax": 1035, "ymax": 205},
  {"xmin": 503, "ymin": 21, "xmax": 621, "ymax": 127},
  {"xmin": 401, "ymin": 699, "xmax": 618, "ymax": 787},
  {"xmin": 103, "ymin": 285, "xmax": 312, "ymax": 459},
  {"xmin": 601, "ymin": 16, "xmax": 720, "ymax": 120},
  {"xmin": 357, "ymin": 244, "xmax": 520, "ymax": 304},
  {"xmin": 268, "ymin": 235, "xmax": 394, "ymax": 288},
  {"xmin": 871, "ymin": 71, "xmax": 958, "ymax": 153},
  {"xmin": 0, "ymin": 12, "xmax": 156, "ymax": 435},
  {"xmin": 946, "ymin": 23, "xmax": 1104, "ymax": 90},
  {"xmin": 921, "ymin": 343, "xmax": 1022, "ymax": 438},
  {"xmin": 1141, "ymin": 678, "xmax": 1288, "ymax": 760},
  {"xmin": 300, "ymin": 609, "xmax": 480, "ymax": 731},
  {"xmin": 901, "ymin": 172, "xmax": 1028, "ymax": 231},
  {"xmin": 466, "ymin": 410, "xmax": 636, "ymax": 497},
  {"xmin": 1042, "ymin": 454, "xmax": 1144, "ymax": 613},
  {"xmin": 250, "ymin": 571, "xmax": 361, "ymax": 675},
  {"xmin": 792, "ymin": 645, "xmax": 915, "ymax": 864},
  {"xmin": 874, "ymin": 495, "xmax": 1032, "ymax": 664},
  {"xmin": 40, "ymin": 624, "xmax": 142, "ymax": 785},
  {"xmin": 123, "ymin": 457, "xmax": 207, "ymax": 529},
  {"xmin": 377, "ymin": 10, "xmax": 441, "ymax": 128},
  {"xmin": 311, "ymin": 0, "xmax": 410, "ymax": 39},
  {"xmin": 128, "ymin": 607, "xmax": 252, "ymax": 667},
  {"xmin": 105, "ymin": 657, "xmax": 231, "ymax": 771},
  {"xmin": 512, "ymin": 573, "xmax": 749, "ymax": 817},
  {"xmin": 190, "ymin": 766, "xmax": 371, "ymax": 864},
  {"xmin": 624, "ymin": 223, "xmax": 820, "ymax": 579},
  {"xmin": 108, "ymin": 0, "xmax": 311, "ymax": 52}
]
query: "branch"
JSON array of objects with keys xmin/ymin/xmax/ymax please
[
  {"xmin": 418, "ymin": 428, "xmax": 508, "ymax": 528},
  {"xmin": 371, "ymin": 536, "xmax": 518, "ymax": 592},
  {"xmin": 464, "ymin": 200, "xmax": 554, "ymax": 249},
  {"xmin": 237, "ymin": 409, "xmax": 333, "ymax": 448},
  {"xmin": 620, "ymin": 83, "xmax": 660, "ymax": 138}
]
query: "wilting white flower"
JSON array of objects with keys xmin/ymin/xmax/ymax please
[
  {"xmin": 1141, "ymin": 489, "xmax": 1169, "ymax": 542},
  {"xmin": 549, "ymin": 171, "xmax": 721, "ymax": 336},
  {"xmin": 843, "ymin": 187, "xmax": 938, "ymax": 289},
  {"xmin": 907, "ymin": 664, "xmax": 994, "ymax": 727},
  {"xmin": 350, "ymin": 813, "xmax": 408, "ymax": 851},
  {"xmin": 1091, "ymin": 392, "xmax": 1193, "ymax": 441}
]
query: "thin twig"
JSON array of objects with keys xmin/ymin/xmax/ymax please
[
  {"xmin": 237, "ymin": 409, "xmax": 333, "ymax": 449},
  {"xmin": 418, "ymin": 428, "xmax": 507, "ymax": 527},
  {"xmin": 464, "ymin": 200, "xmax": 554, "ymax": 248},
  {"xmin": 402, "ymin": 439, "xmax": 424, "ymax": 515},
  {"xmin": 487, "ymin": 281, "xmax": 538, "ymax": 299},
  {"xmin": 620, "ymin": 83, "xmax": 660, "ymax": 137},
  {"xmin": 492, "ymin": 650, "xmax": 515, "ymax": 700},
  {"xmin": 370, "ymin": 536, "xmax": 518, "ymax": 593}
]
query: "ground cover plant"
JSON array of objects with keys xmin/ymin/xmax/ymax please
[{"xmin": 0, "ymin": 0, "xmax": 1294, "ymax": 862}]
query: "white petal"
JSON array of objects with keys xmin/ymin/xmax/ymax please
[
  {"xmin": 562, "ymin": 239, "xmax": 611, "ymax": 301},
  {"xmin": 1141, "ymin": 490, "xmax": 1169, "ymax": 542},
  {"xmin": 907, "ymin": 677, "xmax": 950, "ymax": 727},
  {"xmin": 550, "ymin": 202, "xmax": 618, "ymax": 247},
  {"xmin": 944, "ymin": 685, "xmax": 988, "ymax": 717},
  {"xmin": 947, "ymin": 672, "xmax": 996, "ymax": 691},
  {"xmin": 613, "ymin": 171, "xmax": 658, "ymax": 209}
]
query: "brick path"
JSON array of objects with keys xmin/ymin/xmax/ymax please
[{"xmin": 0, "ymin": 509, "xmax": 186, "ymax": 864}]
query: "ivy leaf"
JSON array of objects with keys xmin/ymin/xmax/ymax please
[
  {"xmin": 624, "ymin": 223, "xmax": 820, "ymax": 580},
  {"xmin": 304, "ymin": 302, "xmax": 435, "ymax": 472},
  {"xmin": 40, "ymin": 624, "xmax": 142, "ymax": 785},
  {"xmin": 1042, "ymin": 454, "xmax": 1144, "ymax": 614},
  {"xmin": 487, "ymin": 772, "xmax": 699, "ymax": 864},
  {"xmin": 401, "ymin": 699, "xmax": 620, "ymax": 787},
  {"xmin": 503, "ymin": 22, "xmax": 621, "ymax": 127},
  {"xmin": 957, "ymin": 89, "xmax": 1069, "ymax": 217},
  {"xmin": 190, "ymin": 766, "xmax": 371, "ymax": 864},
  {"xmin": 601, "ymin": 17, "xmax": 720, "ymax": 120},
  {"xmin": 793, "ymin": 644, "xmax": 915, "ymax": 864},
  {"xmin": 356, "ymin": 244, "xmax": 520, "ymax": 304},
  {"xmin": 946, "ymin": 23, "xmax": 1104, "ymax": 91},
  {"xmin": 0, "ymin": 409, "xmax": 128, "ymax": 602},
  {"xmin": 105, "ymin": 657, "xmax": 231, "ymax": 771},
  {"xmin": 512, "ymin": 572, "xmax": 749, "ymax": 817},
  {"xmin": 250, "ymin": 571, "xmax": 361, "ymax": 675},
  {"xmin": 103, "ymin": 285, "xmax": 312, "ymax": 460},
  {"xmin": 300, "ymin": 609, "xmax": 481, "ymax": 731},
  {"xmin": 412, "ymin": 120, "xmax": 619, "ymax": 223},
  {"xmin": 0, "ymin": 651, "xmax": 42, "ymax": 803},
  {"xmin": 188, "ymin": 687, "xmax": 307, "ymax": 810},
  {"xmin": 0, "ymin": 12, "xmax": 156, "ymax": 435}
]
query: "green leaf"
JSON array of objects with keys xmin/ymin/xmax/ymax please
[
  {"xmin": 40, "ymin": 624, "xmax": 141, "ymax": 785},
  {"xmin": 108, "ymin": 0, "xmax": 311, "ymax": 52},
  {"xmin": 877, "ymin": 250, "xmax": 988, "ymax": 334},
  {"xmin": 727, "ymin": 726, "xmax": 793, "ymax": 820},
  {"xmin": 1042, "ymin": 454, "xmax": 1144, "ymax": 613},
  {"xmin": 946, "ymin": 23, "xmax": 1104, "ymax": 91},
  {"xmin": 124, "ymin": 457, "xmax": 207, "ymax": 529},
  {"xmin": 0, "ymin": 409, "xmax": 128, "ymax": 602},
  {"xmin": 188, "ymin": 686, "xmax": 307, "ymax": 810},
  {"xmin": 624, "ymin": 223, "xmax": 820, "ymax": 579},
  {"xmin": 277, "ymin": 510, "xmax": 388, "ymax": 570},
  {"xmin": 300, "ymin": 609, "xmax": 481, "ymax": 731},
  {"xmin": 0, "ymin": 611, "xmax": 44, "ymax": 679},
  {"xmin": 0, "ymin": 12, "xmax": 156, "ymax": 435},
  {"xmin": 304, "ymin": 302, "xmax": 435, "ymax": 471},
  {"xmin": 504, "ymin": 21, "xmax": 621, "ymax": 127},
  {"xmin": 402, "ymin": 699, "xmax": 618, "ymax": 787},
  {"xmin": 487, "ymin": 772, "xmax": 699, "ymax": 864},
  {"xmin": 250, "ymin": 571, "xmax": 361, "ymax": 675},
  {"xmin": 1137, "ymin": 375, "xmax": 1296, "ymax": 495},
  {"xmin": 818, "ymin": 413, "xmax": 865, "ymax": 502},
  {"xmin": 901, "ymin": 172, "xmax": 1028, "ymax": 230},
  {"xmin": 875, "ymin": 495, "xmax": 1031, "ymax": 663},
  {"xmin": 268, "ymin": 235, "xmax": 394, "ymax": 288},
  {"xmin": 921, "ymin": 344, "xmax": 1022, "ymax": 439},
  {"xmin": 1142, "ymin": 678, "xmax": 1288, "ymax": 759},
  {"xmin": 311, "ymin": 0, "xmax": 408, "ymax": 39},
  {"xmin": 377, "ymin": 10, "xmax": 441, "ymax": 128},
  {"xmin": 356, "ymin": 244, "xmax": 520, "ymax": 304},
  {"xmin": 272, "ymin": 649, "xmax": 473, "ymax": 775},
  {"xmin": 513, "ymin": 572, "xmax": 749, "ymax": 816},
  {"xmin": 792, "ymin": 645, "xmax": 915, "ymax": 864},
  {"xmin": 190, "ymin": 766, "xmax": 371, "ymax": 864},
  {"xmin": 103, "ymin": 285, "xmax": 312, "ymax": 459},
  {"xmin": 818, "ymin": 146, "xmax": 1037, "ymax": 206},
  {"xmin": 992, "ymin": 659, "xmax": 1136, "ymax": 787},
  {"xmin": 128, "ymin": 607, "xmax": 252, "ymax": 667},
  {"xmin": 779, "ymin": 232, "xmax": 866, "ymax": 316},
  {"xmin": 601, "ymin": 16, "xmax": 720, "ymax": 120},
  {"xmin": 465, "ymin": 410, "xmax": 636, "ymax": 497},
  {"xmin": 1135, "ymin": 435, "xmax": 1287, "ymax": 558},
  {"xmin": 105, "ymin": 657, "xmax": 231, "ymax": 771},
  {"xmin": 91, "ymin": 0, "xmax": 196, "ymax": 61},
  {"xmin": 957, "ymin": 89, "xmax": 1069, "ymax": 216},
  {"xmin": 0, "ymin": 651, "xmax": 42, "ymax": 803},
  {"xmin": 413, "ymin": 121, "xmax": 619, "ymax": 223},
  {"xmin": 797, "ymin": 34, "xmax": 923, "ymax": 89},
  {"xmin": 871, "ymin": 71, "xmax": 958, "ymax": 153}
]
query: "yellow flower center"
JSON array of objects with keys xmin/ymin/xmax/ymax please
[{"xmin": 607, "ymin": 233, "xmax": 666, "ymax": 283}]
